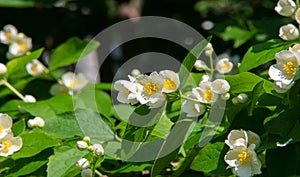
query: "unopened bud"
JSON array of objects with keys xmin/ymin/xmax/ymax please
[
  {"xmin": 232, "ymin": 97, "xmax": 239, "ymax": 105},
  {"xmin": 34, "ymin": 117, "xmax": 45, "ymax": 128},
  {"xmin": 83, "ymin": 136, "xmax": 90, "ymax": 143},
  {"xmin": 221, "ymin": 93, "xmax": 230, "ymax": 100},
  {"xmin": 23, "ymin": 95, "xmax": 36, "ymax": 103},
  {"xmin": 87, "ymin": 145, "xmax": 94, "ymax": 152},
  {"xmin": 131, "ymin": 69, "xmax": 141, "ymax": 77},
  {"xmin": 93, "ymin": 143, "xmax": 104, "ymax": 157},
  {"xmin": 81, "ymin": 168, "xmax": 92, "ymax": 177},
  {"xmin": 237, "ymin": 93, "xmax": 248, "ymax": 103},
  {"xmin": 77, "ymin": 141, "xmax": 88, "ymax": 150},
  {"xmin": 194, "ymin": 60, "xmax": 208, "ymax": 71},
  {"xmin": 0, "ymin": 63, "xmax": 7, "ymax": 75},
  {"xmin": 27, "ymin": 119, "xmax": 35, "ymax": 128},
  {"xmin": 76, "ymin": 158, "xmax": 90, "ymax": 169}
]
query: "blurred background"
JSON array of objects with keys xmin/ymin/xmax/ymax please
[{"xmin": 0, "ymin": 0, "xmax": 292, "ymax": 82}]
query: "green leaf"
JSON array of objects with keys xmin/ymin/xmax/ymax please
[
  {"xmin": 0, "ymin": 0, "xmax": 35, "ymax": 7},
  {"xmin": 190, "ymin": 142, "xmax": 229, "ymax": 175},
  {"xmin": 226, "ymin": 72, "xmax": 275, "ymax": 95},
  {"xmin": 219, "ymin": 26, "xmax": 256, "ymax": 48},
  {"xmin": 178, "ymin": 37, "xmax": 210, "ymax": 87},
  {"xmin": 151, "ymin": 114, "xmax": 174, "ymax": 139},
  {"xmin": 239, "ymin": 39, "xmax": 294, "ymax": 72},
  {"xmin": 7, "ymin": 48, "xmax": 44, "ymax": 80},
  {"xmin": 12, "ymin": 119, "xmax": 25, "ymax": 136},
  {"xmin": 0, "ymin": 99, "xmax": 24, "ymax": 118},
  {"xmin": 293, "ymin": 66, "xmax": 300, "ymax": 82},
  {"xmin": 7, "ymin": 160, "xmax": 47, "ymax": 177},
  {"xmin": 75, "ymin": 109, "xmax": 115, "ymax": 143},
  {"xmin": 47, "ymin": 145, "xmax": 87, "ymax": 177},
  {"xmin": 12, "ymin": 130, "xmax": 59, "ymax": 159},
  {"xmin": 49, "ymin": 37, "xmax": 100, "ymax": 70},
  {"xmin": 248, "ymin": 81, "xmax": 264, "ymax": 116}
]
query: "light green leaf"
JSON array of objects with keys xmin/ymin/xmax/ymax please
[
  {"xmin": 7, "ymin": 48, "xmax": 44, "ymax": 80},
  {"xmin": 47, "ymin": 145, "xmax": 87, "ymax": 177},
  {"xmin": 239, "ymin": 39, "xmax": 294, "ymax": 72},
  {"xmin": 7, "ymin": 160, "xmax": 47, "ymax": 177},
  {"xmin": 49, "ymin": 37, "xmax": 100, "ymax": 70},
  {"xmin": 190, "ymin": 142, "xmax": 229, "ymax": 175},
  {"xmin": 219, "ymin": 26, "xmax": 256, "ymax": 48},
  {"xmin": 12, "ymin": 130, "xmax": 59, "ymax": 159},
  {"xmin": 248, "ymin": 81, "xmax": 264, "ymax": 116},
  {"xmin": 0, "ymin": 0, "xmax": 35, "ymax": 7},
  {"xmin": 151, "ymin": 114, "xmax": 173, "ymax": 139}
]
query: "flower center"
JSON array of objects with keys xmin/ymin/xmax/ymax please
[
  {"xmin": 68, "ymin": 80, "xmax": 79, "ymax": 89},
  {"xmin": 221, "ymin": 61, "xmax": 230, "ymax": 71},
  {"xmin": 283, "ymin": 61, "xmax": 297, "ymax": 77},
  {"xmin": 164, "ymin": 79, "xmax": 176, "ymax": 90},
  {"xmin": 144, "ymin": 83, "xmax": 158, "ymax": 95},
  {"xmin": 203, "ymin": 89, "xmax": 213, "ymax": 102},
  {"xmin": 31, "ymin": 64, "xmax": 39, "ymax": 73},
  {"xmin": 1, "ymin": 140, "xmax": 12, "ymax": 153},
  {"xmin": 238, "ymin": 151, "xmax": 252, "ymax": 164},
  {"xmin": 124, "ymin": 88, "xmax": 131, "ymax": 95},
  {"xmin": 5, "ymin": 32, "xmax": 12, "ymax": 40},
  {"xmin": 19, "ymin": 43, "xmax": 27, "ymax": 52},
  {"xmin": 0, "ymin": 125, "xmax": 3, "ymax": 134}
]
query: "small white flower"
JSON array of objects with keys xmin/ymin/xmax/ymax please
[
  {"xmin": 216, "ymin": 58, "xmax": 233, "ymax": 74},
  {"xmin": 81, "ymin": 168, "xmax": 92, "ymax": 177},
  {"xmin": 211, "ymin": 79, "xmax": 230, "ymax": 94},
  {"xmin": 23, "ymin": 95, "xmax": 36, "ymax": 103},
  {"xmin": 0, "ymin": 114, "xmax": 12, "ymax": 139},
  {"xmin": 8, "ymin": 33, "xmax": 32, "ymax": 58},
  {"xmin": 114, "ymin": 77, "xmax": 143, "ymax": 105},
  {"xmin": 269, "ymin": 50, "xmax": 299, "ymax": 86},
  {"xmin": 135, "ymin": 72, "xmax": 166, "ymax": 108},
  {"xmin": 181, "ymin": 95, "xmax": 206, "ymax": 117},
  {"xmin": 93, "ymin": 143, "xmax": 104, "ymax": 156},
  {"xmin": 192, "ymin": 81, "xmax": 218, "ymax": 104},
  {"xmin": 279, "ymin": 24, "xmax": 299, "ymax": 41},
  {"xmin": 0, "ymin": 132, "xmax": 22, "ymax": 157},
  {"xmin": 0, "ymin": 24, "xmax": 18, "ymax": 44},
  {"xmin": 131, "ymin": 68, "xmax": 141, "ymax": 77},
  {"xmin": 275, "ymin": 0, "xmax": 296, "ymax": 17},
  {"xmin": 194, "ymin": 60, "xmax": 208, "ymax": 71},
  {"xmin": 237, "ymin": 93, "xmax": 248, "ymax": 103},
  {"xmin": 76, "ymin": 158, "xmax": 90, "ymax": 169},
  {"xmin": 26, "ymin": 60, "xmax": 45, "ymax": 76},
  {"xmin": 225, "ymin": 130, "xmax": 261, "ymax": 149},
  {"xmin": 61, "ymin": 72, "xmax": 88, "ymax": 94},
  {"xmin": 0, "ymin": 63, "xmax": 7, "ymax": 75},
  {"xmin": 296, "ymin": 8, "xmax": 300, "ymax": 24},
  {"xmin": 77, "ymin": 140, "xmax": 88, "ymax": 150},
  {"xmin": 224, "ymin": 144, "xmax": 262, "ymax": 177},
  {"xmin": 159, "ymin": 70, "xmax": 180, "ymax": 93}
]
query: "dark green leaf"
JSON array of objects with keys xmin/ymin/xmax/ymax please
[
  {"xmin": 49, "ymin": 37, "xmax": 100, "ymax": 70},
  {"xmin": 248, "ymin": 81, "xmax": 264, "ymax": 116},
  {"xmin": 219, "ymin": 26, "xmax": 256, "ymax": 48}
]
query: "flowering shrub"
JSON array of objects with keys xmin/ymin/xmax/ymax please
[{"xmin": 0, "ymin": 0, "xmax": 300, "ymax": 177}]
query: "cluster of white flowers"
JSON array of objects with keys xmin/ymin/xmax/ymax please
[
  {"xmin": 0, "ymin": 24, "xmax": 32, "ymax": 59},
  {"xmin": 224, "ymin": 130, "xmax": 262, "ymax": 177},
  {"xmin": 270, "ymin": 0, "xmax": 300, "ymax": 93},
  {"xmin": 114, "ymin": 70, "xmax": 180, "ymax": 108},
  {"xmin": 76, "ymin": 136, "xmax": 104, "ymax": 177},
  {"xmin": 0, "ymin": 114, "xmax": 22, "ymax": 157}
]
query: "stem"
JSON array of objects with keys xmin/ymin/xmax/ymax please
[
  {"xmin": 1, "ymin": 80, "xmax": 25, "ymax": 100},
  {"xmin": 209, "ymin": 54, "xmax": 214, "ymax": 80},
  {"xmin": 95, "ymin": 169, "xmax": 103, "ymax": 176},
  {"xmin": 180, "ymin": 94, "xmax": 201, "ymax": 103}
]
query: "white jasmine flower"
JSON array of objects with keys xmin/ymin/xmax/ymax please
[
  {"xmin": 296, "ymin": 8, "xmax": 300, "ymax": 24},
  {"xmin": 61, "ymin": 72, "xmax": 88, "ymax": 94},
  {"xmin": 135, "ymin": 72, "xmax": 166, "ymax": 108},
  {"xmin": 216, "ymin": 58, "xmax": 233, "ymax": 74},
  {"xmin": 194, "ymin": 60, "xmax": 208, "ymax": 71},
  {"xmin": 26, "ymin": 59, "xmax": 45, "ymax": 76},
  {"xmin": 0, "ymin": 114, "xmax": 12, "ymax": 139},
  {"xmin": 279, "ymin": 24, "xmax": 299, "ymax": 41},
  {"xmin": 268, "ymin": 50, "xmax": 299, "ymax": 86},
  {"xmin": 159, "ymin": 70, "xmax": 180, "ymax": 93},
  {"xmin": 0, "ymin": 63, "xmax": 7, "ymax": 75},
  {"xmin": 23, "ymin": 95, "xmax": 36, "ymax": 103},
  {"xmin": 93, "ymin": 143, "xmax": 104, "ymax": 156},
  {"xmin": 114, "ymin": 77, "xmax": 143, "ymax": 105},
  {"xmin": 0, "ymin": 133, "xmax": 22, "ymax": 157},
  {"xmin": 81, "ymin": 168, "xmax": 92, "ymax": 177},
  {"xmin": 237, "ymin": 93, "xmax": 248, "ymax": 103},
  {"xmin": 131, "ymin": 68, "xmax": 141, "ymax": 77},
  {"xmin": 181, "ymin": 95, "xmax": 206, "ymax": 117},
  {"xmin": 275, "ymin": 0, "xmax": 296, "ymax": 17},
  {"xmin": 212, "ymin": 79, "xmax": 230, "ymax": 94},
  {"xmin": 49, "ymin": 84, "xmax": 69, "ymax": 96},
  {"xmin": 76, "ymin": 158, "xmax": 90, "ymax": 169},
  {"xmin": 225, "ymin": 130, "xmax": 261, "ymax": 149},
  {"xmin": 224, "ymin": 144, "xmax": 262, "ymax": 177},
  {"xmin": 8, "ymin": 33, "xmax": 32, "ymax": 58},
  {"xmin": 192, "ymin": 81, "xmax": 218, "ymax": 104},
  {"xmin": 273, "ymin": 81, "xmax": 293, "ymax": 93},
  {"xmin": 77, "ymin": 140, "xmax": 88, "ymax": 150},
  {"xmin": 0, "ymin": 24, "xmax": 18, "ymax": 44},
  {"xmin": 246, "ymin": 131, "xmax": 261, "ymax": 148}
]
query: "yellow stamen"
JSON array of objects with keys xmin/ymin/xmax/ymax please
[
  {"xmin": 144, "ymin": 83, "xmax": 158, "ymax": 95},
  {"xmin": 31, "ymin": 64, "xmax": 38, "ymax": 73},
  {"xmin": 163, "ymin": 79, "xmax": 176, "ymax": 90},
  {"xmin": 2, "ymin": 140, "xmax": 12, "ymax": 153},
  {"xmin": 238, "ymin": 150, "xmax": 252, "ymax": 164},
  {"xmin": 203, "ymin": 89, "xmax": 213, "ymax": 102},
  {"xmin": 283, "ymin": 61, "xmax": 296, "ymax": 77},
  {"xmin": 0, "ymin": 126, "xmax": 3, "ymax": 134},
  {"xmin": 68, "ymin": 80, "xmax": 79, "ymax": 89},
  {"xmin": 221, "ymin": 61, "xmax": 230, "ymax": 71},
  {"xmin": 5, "ymin": 32, "xmax": 12, "ymax": 40},
  {"xmin": 19, "ymin": 43, "xmax": 27, "ymax": 52},
  {"xmin": 124, "ymin": 88, "xmax": 131, "ymax": 95}
]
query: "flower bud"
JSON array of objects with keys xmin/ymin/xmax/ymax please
[
  {"xmin": 0, "ymin": 63, "xmax": 7, "ymax": 75},
  {"xmin": 93, "ymin": 143, "xmax": 104, "ymax": 157},
  {"xmin": 81, "ymin": 168, "xmax": 92, "ymax": 177},
  {"xmin": 275, "ymin": 0, "xmax": 296, "ymax": 17},
  {"xmin": 204, "ymin": 43, "xmax": 213, "ymax": 56},
  {"xmin": 237, "ymin": 93, "xmax": 248, "ymax": 103},
  {"xmin": 27, "ymin": 119, "xmax": 35, "ymax": 128},
  {"xmin": 232, "ymin": 97, "xmax": 239, "ymax": 105},
  {"xmin": 23, "ymin": 95, "xmax": 36, "ymax": 103},
  {"xmin": 194, "ymin": 60, "xmax": 208, "ymax": 71},
  {"xmin": 131, "ymin": 69, "xmax": 141, "ymax": 77},
  {"xmin": 200, "ymin": 75, "xmax": 210, "ymax": 84},
  {"xmin": 34, "ymin": 117, "xmax": 45, "ymax": 128},
  {"xmin": 221, "ymin": 93, "xmax": 230, "ymax": 100},
  {"xmin": 87, "ymin": 145, "xmax": 94, "ymax": 152},
  {"xmin": 76, "ymin": 158, "xmax": 90, "ymax": 169},
  {"xmin": 77, "ymin": 140, "xmax": 88, "ymax": 150},
  {"xmin": 83, "ymin": 136, "xmax": 90, "ymax": 143}
]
